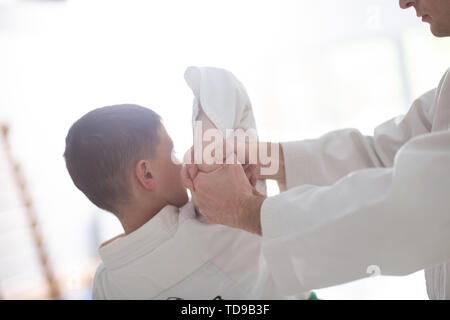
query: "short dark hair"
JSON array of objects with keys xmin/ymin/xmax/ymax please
[{"xmin": 64, "ymin": 104, "xmax": 161, "ymax": 214}]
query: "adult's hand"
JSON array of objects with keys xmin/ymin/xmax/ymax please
[
  {"xmin": 181, "ymin": 142, "xmax": 259, "ymax": 190},
  {"xmin": 181, "ymin": 149, "xmax": 265, "ymax": 235}
]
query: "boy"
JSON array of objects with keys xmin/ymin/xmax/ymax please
[{"xmin": 64, "ymin": 67, "xmax": 310, "ymax": 299}]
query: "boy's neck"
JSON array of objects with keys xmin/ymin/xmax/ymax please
[{"xmin": 118, "ymin": 200, "xmax": 167, "ymax": 234}]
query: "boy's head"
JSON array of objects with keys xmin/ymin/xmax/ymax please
[{"xmin": 64, "ymin": 104, "xmax": 188, "ymax": 216}]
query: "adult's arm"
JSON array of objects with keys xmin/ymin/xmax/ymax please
[
  {"xmin": 279, "ymin": 89, "xmax": 436, "ymax": 190},
  {"xmin": 261, "ymin": 129, "xmax": 450, "ymax": 294},
  {"xmin": 259, "ymin": 89, "xmax": 450, "ymax": 294},
  {"xmin": 233, "ymin": 89, "xmax": 435, "ymax": 190}
]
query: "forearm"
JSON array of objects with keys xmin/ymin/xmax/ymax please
[{"xmin": 260, "ymin": 131, "xmax": 450, "ymax": 293}]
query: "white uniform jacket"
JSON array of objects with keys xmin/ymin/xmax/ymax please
[{"xmin": 261, "ymin": 68, "xmax": 450, "ymax": 299}]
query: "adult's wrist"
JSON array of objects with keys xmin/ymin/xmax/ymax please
[{"xmin": 239, "ymin": 193, "xmax": 266, "ymax": 236}]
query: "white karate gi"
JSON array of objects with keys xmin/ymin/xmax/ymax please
[
  {"xmin": 261, "ymin": 68, "xmax": 450, "ymax": 300},
  {"xmin": 92, "ymin": 67, "xmax": 309, "ymax": 300},
  {"xmin": 93, "ymin": 202, "xmax": 288, "ymax": 299}
]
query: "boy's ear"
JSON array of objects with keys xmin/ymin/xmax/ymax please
[{"xmin": 135, "ymin": 160, "xmax": 156, "ymax": 190}]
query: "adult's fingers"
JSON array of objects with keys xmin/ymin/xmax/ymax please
[
  {"xmin": 187, "ymin": 164, "xmax": 198, "ymax": 180},
  {"xmin": 252, "ymin": 186, "xmax": 264, "ymax": 197},
  {"xmin": 244, "ymin": 164, "xmax": 253, "ymax": 182},
  {"xmin": 250, "ymin": 172, "xmax": 258, "ymax": 187},
  {"xmin": 211, "ymin": 138, "xmax": 235, "ymax": 163},
  {"xmin": 244, "ymin": 164, "xmax": 258, "ymax": 187},
  {"xmin": 182, "ymin": 146, "xmax": 199, "ymax": 180},
  {"xmin": 183, "ymin": 146, "xmax": 195, "ymax": 164},
  {"xmin": 180, "ymin": 164, "xmax": 195, "ymax": 191}
]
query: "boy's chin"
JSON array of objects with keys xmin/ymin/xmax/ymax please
[{"xmin": 173, "ymin": 192, "xmax": 190, "ymax": 208}]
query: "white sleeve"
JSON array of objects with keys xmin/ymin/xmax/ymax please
[
  {"xmin": 281, "ymin": 89, "xmax": 436, "ymax": 189},
  {"xmin": 261, "ymin": 128, "xmax": 450, "ymax": 295}
]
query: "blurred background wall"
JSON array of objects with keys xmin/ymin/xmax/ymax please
[{"xmin": 0, "ymin": 0, "xmax": 449, "ymax": 299}]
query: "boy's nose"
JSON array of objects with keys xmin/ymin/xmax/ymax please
[{"xmin": 399, "ymin": 0, "xmax": 416, "ymax": 9}]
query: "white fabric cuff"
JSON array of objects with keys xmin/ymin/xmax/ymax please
[{"xmin": 280, "ymin": 140, "xmax": 312, "ymax": 189}]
